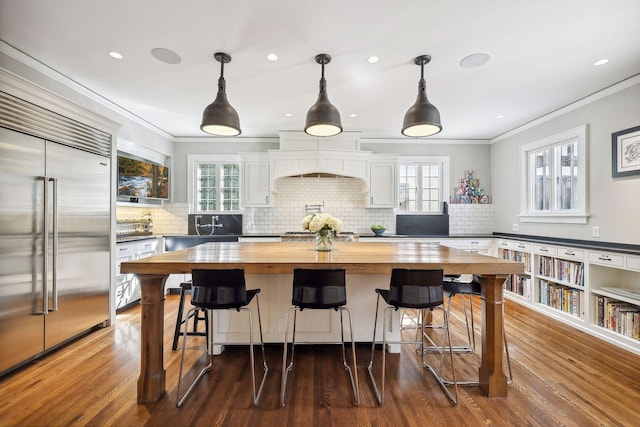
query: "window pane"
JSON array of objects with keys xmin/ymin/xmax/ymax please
[
  {"xmin": 398, "ymin": 164, "xmax": 418, "ymax": 212},
  {"xmin": 421, "ymin": 163, "xmax": 441, "ymax": 213},
  {"xmin": 555, "ymin": 141, "xmax": 578, "ymax": 211},
  {"xmin": 219, "ymin": 163, "xmax": 240, "ymax": 212},
  {"xmin": 532, "ymin": 150, "xmax": 550, "ymax": 211}
]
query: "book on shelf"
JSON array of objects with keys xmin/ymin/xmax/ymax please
[{"xmin": 597, "ymin": 296, "xmax": 640, "ymax": 339}]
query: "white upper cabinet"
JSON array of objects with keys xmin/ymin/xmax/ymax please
[
  {"xmin": 241, "ymin": 154, "xmax": 271, "ymax": 207},
  {"xmin": 367, "ymin": 156, "xmax": 397, "ymax": 208}
]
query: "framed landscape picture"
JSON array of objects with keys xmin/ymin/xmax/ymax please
[{"xmin": 611, "ymin": 125, "xmax": 640, "ymax": 178}]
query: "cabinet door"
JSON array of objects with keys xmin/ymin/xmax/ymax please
[
  {"xmin": 368, "ymin": 162, "xmax": 396, "ymax": 208},
  {"xmin": 242, "ymin": 161, "xmax": 270, "ymax": 206}
]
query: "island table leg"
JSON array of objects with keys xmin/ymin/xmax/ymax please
[
  {"xmin": 478, "ymin": 274, "xmax": 509, "ymax": 397},
  {"xmin": 137, "ymin": 274, "xmax": 168, "ymax": 403}
]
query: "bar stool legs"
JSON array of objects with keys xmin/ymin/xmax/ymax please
[
  {"xmin": 280, "ymin": 306, "xmax": 360, "ymax": 407},
  {"xmin": 425, "ymin": 293, "xmax": 513, "ymax": 386},
  {"xmin": 172, "ymin": 281, "xmax": 208, "ymax": 351},
  {"xmin": 367, "ymin": 302, "xmax": 458, "ymax": 406},
  {"xmin": 176, "ymin": 301, "xmax": 268, "ymax": 407}
]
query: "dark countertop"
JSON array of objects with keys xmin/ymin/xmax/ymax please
[{"xmin": 493, "ymin": 232, "xmax": 640, "ymax": 255}]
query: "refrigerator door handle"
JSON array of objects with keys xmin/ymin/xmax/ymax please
[
  {"xmin": 49, "ymin": 177, "xmax": 59, "ymax": 312},
  {"xmin": 35, "ymin": 176, "xmax": 48, "ymax": 314}
]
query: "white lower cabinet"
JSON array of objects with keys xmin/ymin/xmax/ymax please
[
  {"xmin": 115, "ymin": 237, "xmax": 161, "ymax": 310},
  {"xmin": 496, "ymin": 238, "xmax": 640, "ymax": 355}
]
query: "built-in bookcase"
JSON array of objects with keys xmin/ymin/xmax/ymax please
[
  {"xmin": 497, "ymin": 240, "xmax": 532, "ymax": 300},
  {"xmin": 496, "ymin": 237, "xmax": 640, "ymax": 355},
  {"xmin": 535, "ymin": 248, "xmax": 584, "ymax": 319},
  {"xmin": 588, "ymin": 251, "xmax": 640, "ymax": 345}
]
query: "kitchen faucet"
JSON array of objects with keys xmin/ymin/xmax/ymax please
[{"xmin": 194, "ymin": 215, "xmax": 223, "ymax": 235}]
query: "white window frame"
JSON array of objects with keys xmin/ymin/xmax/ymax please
[
  {"xmin": 519, "ymin": 125, "xmax": 589, "ymax": 223},
  {"xmin": 397, "ymin": 156, "xmax": 450, "ymax": 214},
  {"xmin": 187, "ymin": 154, "xmax": 241, "ymax": 214}
]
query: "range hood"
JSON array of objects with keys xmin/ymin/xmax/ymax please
[{"xmin": 268, "ymin": 131, "xmax": 371, "ymax": 181}]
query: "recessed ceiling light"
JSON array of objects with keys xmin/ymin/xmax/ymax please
[
  {"xmin": 108, "ymin": 51, "xmax": 124, "ymax": 60},
  {"xmin": 267, "ymin": 53, "xmax": 279, "ymax": 61},
  {"xmin": 151, "ymin": 48, "xmax": 182, "ymax": 64},
  {"xmin": 367, "ymin": 56, "xmax": 379, "ymax": 64},
  {"xmin": 284, "ymin": 113, "xmax": 293, "ymax": 117},
  {"xmin": 460, "ymin": 53, "xmax": 491, "ymax": 68},
  {"xmin": 349, "ymin": 113, "xmax": 357, "ymax": 118},
  {"xmin": 593, "ymin": 58, "xmax": 608, "ymax": 66},
  {"xmin": 495, "ymin": 115, "xmax": 505, "ymax": 119}
]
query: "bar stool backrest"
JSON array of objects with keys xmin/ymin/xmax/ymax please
[
  {"xmin": 292, "ymin": 268, "xmax": 347, "ymax": 309},
  {"xmin": 191, "ymin": 268, "xmax": 247, "ymax": 310},
  {"xmin": 389, "ymin": 268, "xmax": 444, "ymax": 309}
]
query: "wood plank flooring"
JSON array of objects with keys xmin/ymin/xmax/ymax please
[{"xmin": 1, "ymin": 294, "xmax": 639, "ymax": 426}]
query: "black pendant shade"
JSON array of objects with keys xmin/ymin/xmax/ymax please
[
  {"xmin": 305, "ymin": 54, "xmax": 342, "ymax": 137},
  {"xmin": 402, "ymin": 55, "xmax": 442, "ymax": 138},
  {"xmin": 201, "ymin": 52, "xmax": 241, "ymax": 136}
]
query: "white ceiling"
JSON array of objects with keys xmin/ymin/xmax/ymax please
[{"xmin": 1, "ymin": 0, "xmax": 639, "ymax": 141}]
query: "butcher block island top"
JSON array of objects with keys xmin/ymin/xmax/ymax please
[
  {"xmin": 120, "ymin": 241, "xmax": 523, "ymax": 403},
  {"xmin": 120, "ymin": 241, "xmax": 524, "ymax": 275}
]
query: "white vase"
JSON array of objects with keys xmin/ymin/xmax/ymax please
[{"xmin": 315, "ymin": 229, "xmax": 334, "ymax": 251}]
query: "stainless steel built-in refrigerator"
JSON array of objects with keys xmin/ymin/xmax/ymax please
[{"xmin": 0, "ymin": 125, "xmax": 111, "ymax": 374}]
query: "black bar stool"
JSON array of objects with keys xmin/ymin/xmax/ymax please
[
  {"xmin": 367, "ymin": 268, "xmax": 458, "ymax": 405},
  {"xmin": 176, "ymin": 269, "xmax": 268, "ymax": 407},
  {"xmin": 280, "ymin": 268, "xmax": 359, "ymax": 406},
  {"xmin": 172, "ymin": 280, "xmax": 208, "ymax": 351}
]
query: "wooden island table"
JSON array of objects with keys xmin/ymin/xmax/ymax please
[{"xmin": 120, "ymin": 241, "xmax": 523, "ymax": 403}]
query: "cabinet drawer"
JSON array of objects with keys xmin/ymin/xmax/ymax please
[
  {"xmin": 135, "ymin": 239, "xmax": 159, "ymax": 254},
  {"xmin": 534, "ymin": 244, "xmax": 557, "ymax": 256},
  {"xmin": 116, "ymin": 254, "xmax": 133, "ymax": 275},
  {"xmin": 626, "ymin": 255, "xmax": 640, "ymax": 271},
  {"xmin": 116, "ymin": 243, "xmax": 135, "ymax": 257},
  {"xmin": 588, "ymin": 251, "xmax": 624, "ymax": 267},
  {"xmin": 497, "ymin": 240, "xmax": 513, "ymax": 249},
  {"xmin": 513, "ymin": 242, "xmax": 532, "ymax": 252},
  {"xmin": 556, "ymin": 246, "xmax": 584, "ymax": 261}
]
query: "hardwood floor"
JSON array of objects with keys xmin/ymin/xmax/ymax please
[{"xmin": 1, "ymin": 294, "xmax": 639, "ymax": 426}]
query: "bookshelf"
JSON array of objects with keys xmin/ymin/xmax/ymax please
[
  {"xmin": 495, "ymin": 237, "xmax": 639, "ymax": 355},
  {"xmin": 589, "ymin": 250, "xmax": 640, "ymax": 346},
  {"xmin": 534, "ymin": 245, "xmax": 584, "ymax": 320},
  {"xmin": 497, "ymin": 239, "xmax": 532, "ymax": 301}
]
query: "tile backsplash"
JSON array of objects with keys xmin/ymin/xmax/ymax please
[
  {"xmin": 117, "ymin": 177, "xmax": 494, "ymax": 236},
  {"xmin": 245, "ymin": 177, "xmax": 394, "ymax": 234}
]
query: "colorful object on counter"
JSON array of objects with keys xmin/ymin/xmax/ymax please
[{"xmin": 451, "ymin": 170, "xmax": 490, "ymax": 204}]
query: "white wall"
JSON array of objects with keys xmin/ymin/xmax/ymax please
[{"xmin": 490, "ymin": 82, "xmax": 640, "ymax": 245}]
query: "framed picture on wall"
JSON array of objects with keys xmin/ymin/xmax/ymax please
[{"xmin": 612, "ymin": 125, "xmax": 640, "ymax": 178}]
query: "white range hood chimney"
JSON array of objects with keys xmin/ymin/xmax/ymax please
[{"xmin": 269, "ymin": 131, "xmax": 371, "ymax": 181}]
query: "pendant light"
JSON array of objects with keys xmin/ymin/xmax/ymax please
[
  {"xmin": 200, "ymin": 52, "xmax": 241, "ymax": 136},
  {"xmin": 402, "ymin": 55, "xmax": 442, "ymax": 137},
  {"xmin": 304, "ymin": 54, "xmax": 343, "ymax": 137}
]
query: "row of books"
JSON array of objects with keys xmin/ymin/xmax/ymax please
[
  {"xmin": 504, "ymin": 274, "xmax": 530, "ymax": 297},
  {"xmin": 539, "ymin": 280, "xmax": 582, "ymax": 316},
  {"xmin": 501, "ymin": 249, "xmax": 531, "ymax": 271},
  {"xmin": 595, "ymin": 296, "xmax": 640, "ymax": 340},
  {"xmin": 538, "ymin": 256, "xmax": 584, "ymax": 287},
  {"xmin": 555, "ymin": 259, "xmax": 584, "ymax": 286}
]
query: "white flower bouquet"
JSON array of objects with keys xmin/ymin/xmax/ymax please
[{"xmin": 302, "ymin": 213, "xmax": 343, "ymax": 234}]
